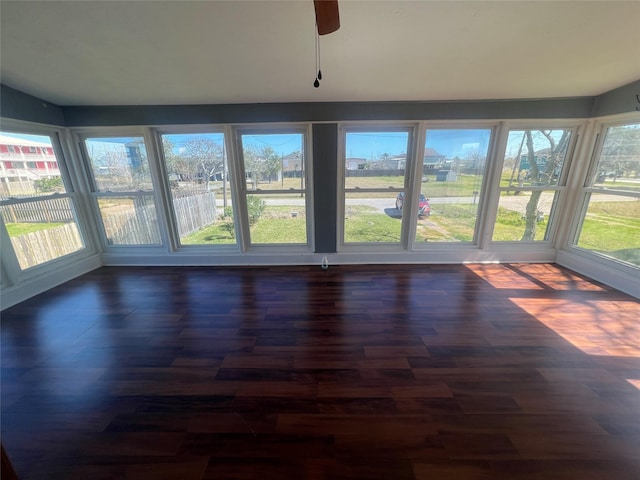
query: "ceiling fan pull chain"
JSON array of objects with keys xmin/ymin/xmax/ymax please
[
  {"xmin": 317, "ymin": 27, "xmax": 323, "ymax": 81},
  {"xmin": 314, "ymin": 27, "xmax": 321, "ymax": 88}
]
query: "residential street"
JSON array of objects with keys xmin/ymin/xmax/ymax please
[{"xmin": 218, "ymin": 193, "xmax": 636, "ymax": 216}]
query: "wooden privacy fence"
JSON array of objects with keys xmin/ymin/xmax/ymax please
[
  {"xmin": 173, "ymin": 192, "xmax": 217, "ymax": 238},
  {"xmin": 101, "ymin": 207, "xmax": 161, "ymax": 245},
  {"xmin": 101, "ymin": 192, "xmax": 217, "ymax": 244},
  {"xmin": 6, "ymin": 193, "xmax": 217, "ymax": 264},
  {"xmin": 2, "ymin": 197, "xmax": 74, "ymax": 223},
  {"xmin": 10, "ymin": 223, "xmax": 83, "ymax": 269}
]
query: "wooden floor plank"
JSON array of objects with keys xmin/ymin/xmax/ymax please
[{"xmin": 1, "ymin": 264, "xmax": 639, "ymax": 479}]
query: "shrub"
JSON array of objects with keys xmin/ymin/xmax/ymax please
[
  {"xmin": 246, "ymin": 195, "xmax": 266, "ymax": 224},
  {"xmin": 34, "ymin": 177, "xmax": 63, "ymax": 192},
  {"xmin": 220, "ymin": 221, "xmax": 235, "ymax": 238}
]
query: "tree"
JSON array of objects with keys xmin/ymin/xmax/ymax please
[
  {"xmin": 161, "ymin": 137, "xmax": 183, "ymax": 182},
  {"xmin": 183, "ymin": 137, "xmax": 225, "ymax": 191},
  {"xmin": 91, "ymin": 144, "xmax": 131, "ymax": 189},
  {"xmin": 244, "ymin": 147, "xmax": 262, "ymax": 189},
  {"xmin": 521, "ymin": 130, "xmax": 570, "ymax": 241},
  {"xmin": 464, "ymin": 149, "xmax": 485, "ymax": 175},
  {"xmin": 600, "ymin": 124, "xmax": 640, "ymax": 179},
  {"xmin": 34, "ymin": 177, "xmax": 63, "ymax": 193},
  {"xmin": 260, "ymin": 146, "xmax": 281, "ymax": 184},
  {"xmin": 379, "ymin": 152, "xmax": 391, "ymax": 169},
  {"xmin": 243, "ymin": 146, "xmax": 283, "ymax": 187}
]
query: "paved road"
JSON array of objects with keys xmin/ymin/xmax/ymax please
[{"xmin": 218, "ymin": 193, "xmax": 636, "ymax": 215}]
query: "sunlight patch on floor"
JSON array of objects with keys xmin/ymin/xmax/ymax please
[
  {"xmin": 466, "ymin": 264, "xmax": 543, "ymax": 290},
  {"xmin": 510, "ymin": 297, "xmax": 640, "ymax": 357},
  {"xmin": 627, "ymin": 379, "xmax": 640, "ymax": 390},
  {"xmin": 467, "ymin": 264, "xmax": 606, "ymax": 291}
]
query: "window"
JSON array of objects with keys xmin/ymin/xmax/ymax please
[
  {"xmin": 415, "ymin": 128, "xmax": 492, "ymax": 243},
  {"xmin": 493, "ymin": 128, "xmax": 573, "ymax": 242},
  {"xmin": 238, "ymin": 131, "xmax": 309, "ymax": 246},
  {"xmin": 83, "ymin": 136, "xmax": 161, "ymax": 246},
  {"xmin": 573, "ymin": 122, "xmax": 640, "ymax": 266},
  {"xmin": 160, "ymin": 132, "xmax": 235, "ymax": 246},
  {"xmin": 0, "ymin": 132, "xmax": 85, "ymax": 269},
  {"xmin": 342, "ymin": 129, "xmax": 411, "ymax": 245}
]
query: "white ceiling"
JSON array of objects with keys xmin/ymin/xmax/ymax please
[{"xmin": 1, "ymin": 0, "xmax": 639, "ymax": 107}]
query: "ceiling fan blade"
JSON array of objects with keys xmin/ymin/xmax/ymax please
[{"xmin": 314, "ymin": 0, "xmax": 340, "ymax": 35}]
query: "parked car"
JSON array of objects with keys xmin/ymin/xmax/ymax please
[{"xmin": 395, "ymin": 192, "xmax": 431, "ymax": 217}]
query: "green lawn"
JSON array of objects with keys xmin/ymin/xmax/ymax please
[
  {"xmin": 5, "ymin": 222, "xmax": 66, "ymax": 236},
  {"xmin": 416, "ymin": 204, "xmax": 478, "ymax": 242},
  {"xmin": 492, "ymin": 207, "xmax": 549, "ymax": 241},
  {"xmin": 577, "ymin": 200, "xmax": 640, "ymax": 264},
  {"xmin": 9, "ymin": 197, "xmax": 637, "ymax": 264},
  {"xmin": 181, "ymin": 199, "xmax": 638, "ymax": 252},
  {"xmin": 344, "ymin": 205, "xmax": 401, "ymax": 243},
  {"xmin": 420, "ymin": 174, "xmax": 484, "ymax": 198},
  {"xmin": 181, "ymin": 205, "xmax": 307, "ymax": 245},
  {"xmin": 180, "ymin": 222, "xmax": 236, "ymax": 245},
  {"xmin": 344, "ymin": 174, "xmax": 484, "ymax": 198}
]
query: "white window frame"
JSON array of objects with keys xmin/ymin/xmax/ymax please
[
  {"xmin": 154, "ymin": 125, "xmax": 239, "ymax": 252},
  {"xmin": 568, "ymin": 115, "xmax": 640, "ymax": 265},
  {"xmin": 338, "ymin": 123, "xmax": 419, "ymax": 252},
  {"xmin": 233, "ymin": 124, "xmax": 314, "ymax": 252},
  {"xmin": 0, "ymin": 120, "xmax": 94, "ymax": 284},
  {"xmin": 485, "ymin": 121, "xmax": 582, "ymax": 246},
  {"xmin": 410, "ymin": 122, "xmax": 498, "ymax": 250},
  {"xmin": 74, "ymin": 128, "xmax": 167, "ymax": 251}
]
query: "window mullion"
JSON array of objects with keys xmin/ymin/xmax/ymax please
[
  {"xmin": 404, "ymin": 124, "xmax": 424, "ymax": 250},
  {"xmin": 144, "ymin": 127, "xmax": 175, "ymax": 251},
  {"xmin": 227, "ymin": 125, "xmax": 250, "ymax": 251}
]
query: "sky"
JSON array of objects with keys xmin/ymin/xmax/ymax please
[
  {"xmin": 0, "ymin": 132, "xmax": 52, "ymax": 145},
  {"xmin": 163, "ymin": 130, "xmax": 495, "ymax": 160},
  {"xmin": 2, "ymin": 129, "xmax": 496, "ymax": 161},
  {"xmin": 504, "ymin": 129, "xmax": 570, "ymax": 158},
  {"xmin": 347, "ymin": 129, "xmax": 492, "ymax": 160}
]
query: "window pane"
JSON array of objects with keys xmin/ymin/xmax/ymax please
[
  {"xmin": 97, "ymin": 196, "xmax": 161, "ymax": 245},
  {"xmin": 0, "ymin": 197, "xmax": 84, "ymax": 269},
  {"xmin": 415, "ymin": 201, "xmax": 477, "ymax": 243},
  {"xmin": 247, "ymin": 193, "xmax": 307, "ymax": 244},
  {"xmin": 500, "ymin": 129, "xmax": 572, "ymax": 188},
  {"xmin": 344, "ymin": 132, "xmax": 408, "ymax": 189},
  {"xmin": 416, "ymin": 129, "xmax": 491, "ymax": 243},
  {"xmin": 241, "ymin": 134, "xmax": 304, "ymax": 191},
  {"xmin": 161, "ymin": 133, "xmax": 234, "ymax": 246},
  {"xmin": 492, "ymin": 191, "xmax": 558, "ymax": 241},
  {"xmin": 0, "ymin": 132, "xmax": 84, "ymax": 270},
  {"xmin": 344, "ymin": 192, "xmax": 402, "ymax": 244},
  {"xmin": 575, "ymin": 194, "xmax": 640, "ymax": 266},
  {"xmin": 239, "ymin": 133, "xmax": 308, "ymax": 246},
  {"xmin": 84, "ymin": 137, "xmax": 152, "ymax": 192},
  {"xmin": 591, "ymin": 123, "xmax": 640, "ymax": 193},
  {"xmin": 0, "ymin": 132, "xmax": 66, "ymax": 200}
]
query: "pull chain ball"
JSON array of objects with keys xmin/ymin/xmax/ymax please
[{"xmin": 314, "ymin": 78, "xmax": 320, "ymax": 88}]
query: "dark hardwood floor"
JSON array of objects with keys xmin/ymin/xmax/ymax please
[{"xmin": 1, "ymin": 263, "xmax": 639, "ymax": 479}]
